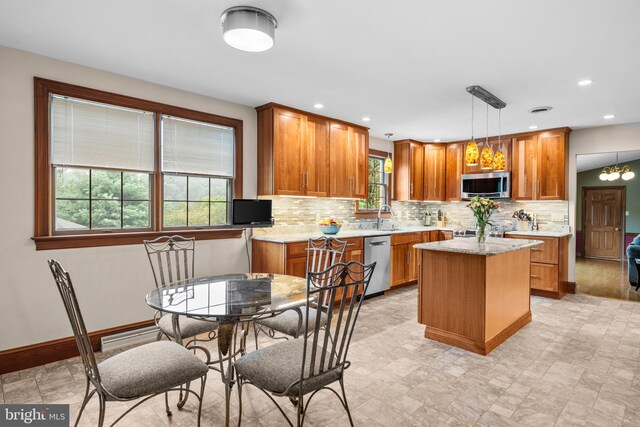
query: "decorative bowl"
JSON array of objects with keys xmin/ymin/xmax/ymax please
[{"xmin": 319, "ymin": 225, "xmax": 341, "ymax": 235}]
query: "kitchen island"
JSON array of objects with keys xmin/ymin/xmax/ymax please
[{"xmin": 415, "ymin": 238, "xmax": 543, "ymax": 355}]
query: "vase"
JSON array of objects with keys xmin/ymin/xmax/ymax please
[{"xmin": 476, "ymin": 224, "xmax": 487, "ymax": 243}]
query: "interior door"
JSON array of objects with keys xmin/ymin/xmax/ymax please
[{"xmin": 584, "ymin": 187, "xmax": 624, "ymax": 260}]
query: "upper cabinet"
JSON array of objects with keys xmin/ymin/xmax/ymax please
[
  {"xmin": 445, "ymin": 142, "xmax": 464, "ymax": 201},
  {"xmin": 393, "ymin": 140, "xmax": 424, "ymax": 201},
  {"xmin": 512, "ymin": 128, "xmax": 570, "ymax": 200},
  {"xmin": 393, "ymin": 140, "xmax": 445, "ymax": 202},
  {"xmin": 257, "ymin": 103, "xmax": 369, "ymax": 198},
  {"xmin": 424, "ymin": 144, "xmax": 446, "ymax": 201}
]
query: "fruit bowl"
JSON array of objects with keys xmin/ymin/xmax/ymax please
[
  {"xmin": 318, "ymin": 218, "xmax": 342, "ymax": 235},
  {"xmin": 319, "ymin": 225, "xmax": 341, "ymax": 235}
]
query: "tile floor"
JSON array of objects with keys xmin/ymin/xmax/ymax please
[
  {"xmin": 576, "ymin": 257, "xmax": 639, "ymax": 301},
  {"xmin": 3, "ymin": 286, "xmax": 640, "ymax": 426}
]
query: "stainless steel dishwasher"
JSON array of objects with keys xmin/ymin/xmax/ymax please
[{"xmin": 363, "ymin": 235, "xmax": 391, "ymax": 297}]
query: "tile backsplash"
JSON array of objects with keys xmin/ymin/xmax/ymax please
[{"xmin": 254, "ymin": 196, "xmax": 569, "ymax": 236}]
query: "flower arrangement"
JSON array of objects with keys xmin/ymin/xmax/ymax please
[
  {"xmin": 466, "ymin": 196, "xmax": 501, "ymax": 243},
  {"xmin": 318, "ymin": 218, "xmax": 342, "ymax": 235}
]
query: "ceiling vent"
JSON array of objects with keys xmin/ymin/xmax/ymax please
[{"xmin": 529, "ymin": 106, "xmax": 553, "ymax": 114}]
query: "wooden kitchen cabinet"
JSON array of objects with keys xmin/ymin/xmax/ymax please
[
  {"xmin": 390, "ymin": 230, "xmax": 452, "ymax": 288},
  {"xmin": 393, "ymin": 140, "xmax": 424, "ymax": 201},
  {"xmin": 506, "ymin": 234, "xmax": 569, "ymax": 299},
  {"xmin": 329, "ymin": 123, "xmax": 369, "ymax": 198},
  {"xmin": 445, "ymin": 142, "xmax": 464, "ymax": 201},
  {"xmin": 512, "ymin": 128, "xmax": 570, "ymax": 200},
  {"xmin": 257, "ymin": 103, "xmax": 368, "ymax": 198},
  {"xmin": 424, "ymin": 144, "xmax": 446, "ymax": 201}
]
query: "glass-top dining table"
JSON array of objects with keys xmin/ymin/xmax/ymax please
[{"xmin": 146, "ymin": 272, "xmax": 310, "ymax": 426}]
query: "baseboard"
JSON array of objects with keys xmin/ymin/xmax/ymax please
[
  {"xmin": 0, "ymin": 319, "xmax": 155, "ymax": 374},
  {"xmin": 531, "ymin": 288, "xmax": 562, "ymax": 299}
]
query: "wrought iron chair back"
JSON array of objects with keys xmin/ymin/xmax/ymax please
[
  {"xmin": 306, "ymin": 237, "xmax": 347, "ymax": 305},
  {"xmin": 48, "ymin": 259, "xmax": 103, "ymax": 393},
  {"xmin": 289, "ymin": 261, "xmax": 375, "ymax": 395},
  {"xmin": 144, "ymin": 235, "xmax": 195, "ymax": 289}
]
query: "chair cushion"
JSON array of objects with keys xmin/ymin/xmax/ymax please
[
  {"xmin": 99, "ymin": 341, "xmax": 209, "ymax": 399},
  {"xmin": 633, "ymin": 234, "xmax": 640, "ymax": 246},
  {"xmin": 255, "ymin": 308, "xmax": 327, "ymax": 337},
  {"xmin": 234, "ymin": 337, "xmax": 341, "ymax": 396},
  {"xmin": 158, "ymin": 314, "xmax": 218, "ymax": 339}
]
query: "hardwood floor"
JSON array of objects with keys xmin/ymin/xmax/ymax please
[{"xmin": 576, "ymin": 257, "xmax": 640, "ymax": 301}]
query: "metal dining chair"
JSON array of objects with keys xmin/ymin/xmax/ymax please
[
  {"xmin": 47, "ymin": 259, "xmax": 208, "ymax": 427},
  {"xmin": 143, "ymin": 235, "xmax": 219, "ymax": 347},
  {"xmin": 253, "ymin": 236, "xmax": 347, "ymax": 347},
  {"xmin": 235, "ymin": 261, "xmax": 376, "ymax": 426}
]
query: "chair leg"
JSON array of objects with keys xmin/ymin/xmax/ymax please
[
  {"xmin": 236, "ymin": 377, "xmax": 243, "ymax": 427},
  {"xmin": 297, "ymin": 393, "xmax": 304, "ymax": 427},
  {"xmin": 74, "ymin": 380, "xmax": 94, "ymax": 427},
  {"xmin": 339, "ymin": 378, "xmax": 354, "ymax": 427},
  {"xmin": 97, "ymin": 394, "xmax": 106, "ymax": 427},
  {"xmin": 196, "ymin": 375, "xmax": 207, "ymax": 427},
  {"xmin": 177, "ymin": 381, "xmax": 191, "ymax": 409},
  {"xmin": 164, "ymin": 392, "xmax": 172, "ymax": 417}
]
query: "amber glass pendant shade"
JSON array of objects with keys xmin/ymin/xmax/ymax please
[
  {"xmin": 480, "ymin": 145, "xmax": 493, "ymax": 170},
  {"xmin": 465, "ymin": 141, "xmax": 479, "ymax": 166},
  {"xmin": 384, "ymin": 156, "xmax": 393, "ymax": 174},
  {"xmin": 493, "ymin": 149, "xmax": 506, "ymax": 171}
]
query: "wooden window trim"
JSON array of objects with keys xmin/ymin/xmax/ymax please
[
  {"xmin": 354, "ymin": 149, "xmax": 392, "ymax": 218},
  {"xmin": 33, "ymin": 77, "xmax": 244, "ymax": 250}
]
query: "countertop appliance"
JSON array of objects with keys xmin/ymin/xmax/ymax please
[
  {"xmin": 363, "ymin": 235, "xmax": 391, "ymax": 297},
  {"xmin": 461, "ymin": 171, "xmax": 510, "ymax": 199}
]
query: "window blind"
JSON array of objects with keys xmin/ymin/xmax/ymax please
[
  {"xmin": 162, "ymin": 115, "xmax": 234, "ymax": 177},
  {"xmin": 51, "ymin": 95, "xmax": 155, "ymax": 171}
]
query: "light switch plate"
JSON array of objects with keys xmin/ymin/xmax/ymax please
[{"xmin": 626, "ymin": 211, "xmax": 630, "ymax": 216}]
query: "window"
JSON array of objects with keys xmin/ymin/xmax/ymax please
[
  {"xmin": 34, "ymin": 78, "xmax": 243, "ymax": 250},
  {"xmin": 356, "ymin": 150, "xmax": 391, "ymax": 214}
]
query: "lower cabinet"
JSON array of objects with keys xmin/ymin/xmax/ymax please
[
  {"xmin": 252, "ymin": 237, "xmax": 364, "ymax": 300},
  {"xmin": 391, "ymin": 230, "xmax": 453, "ymax": 288},
  {"xmin": 506, "ymin": 235, "xmax": 568, "ymax": 299}
]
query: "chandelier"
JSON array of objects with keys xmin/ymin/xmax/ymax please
[{"xmin": 599, "ymin": 153, "xmax": 635, "ymax": 181}]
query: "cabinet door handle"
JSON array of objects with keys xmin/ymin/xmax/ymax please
[
  {"xmin": 530, "ymin": 275, "xmax": 540, "ymax": 279},
  {"xmin": 410, "ymin": 183, "xmax": 414, "ymax": 196}
]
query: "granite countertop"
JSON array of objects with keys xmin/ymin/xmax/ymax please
[
  {"xmin": 251, "ymin": 226, "xmax": 455, "ymax": 243},
  {"xmin": 414, "ymin": 237, "xmax": 543, "ymax": 255},
  {"xmin": 504, "ymin": 230, "xmax": 572, "ymax": 238}
]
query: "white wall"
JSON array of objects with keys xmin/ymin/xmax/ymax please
[
  {"xmin": 568, "ymin": 123, "xmax": 640, "ymax": 281},
  {"xmin": 0, "ymin": 46, "xmax": 257, "ymax": 351},
  {"xmin": 369, "ymin": 136, "xmax": 393, "ymax": 153}
]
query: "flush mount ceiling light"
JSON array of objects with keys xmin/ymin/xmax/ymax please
[
  {"xmin": 578, "ymin": 79, "xmax": 593, "ymax": 86},
  {"xmin": 221, "ymin": 6, "xmax": 277, "ymax": 52}
]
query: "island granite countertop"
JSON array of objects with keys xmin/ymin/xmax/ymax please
[{"xmin": 414, "ymin": 237, "xmax": 543, "ymax": 255}]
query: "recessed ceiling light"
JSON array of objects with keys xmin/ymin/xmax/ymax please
[
  {"xmin": 313, "ymin": 103, "xmax": 324, "ymax": 109},
  {"xmin": 578, "ymin": 79, "xmax": 593, "ymax": 86},
  {"xmin": 603, "ymin": 114, "xmax": 615, "ymax": 119},
  {"xmin": 529, "ymin": 125, "xmax": 538, "ymax": 130},
  {"xmin": 434, "ymin": 139, "xmax": 441, "ymax": 142},
  {"xmin": 362, "ymin": 117, "xmax": 371, "ymax": 122}
]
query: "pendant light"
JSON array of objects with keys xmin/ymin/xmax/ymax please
[
  {"xmin": 465, "ymin": 94, "xmax": 479, "ymax": 166},
  {"xmin": 493, "ymin": 108, "xmax": 506, "ymax": 171},
  {"xmin": 480, "ymin": 103, "xmax": 493, "ymax": 169},
  {"xmin": 598, "ymin": 152, "xmax": 635, "ymax": 181},
  {"xmin": 384, "ymin": 133, "xmax": 393, "ymax": 174}
]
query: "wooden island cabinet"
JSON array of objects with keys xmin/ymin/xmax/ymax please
[{"xmin": 256, "ymin": 103, "xmax": 369, "ymax": 198}]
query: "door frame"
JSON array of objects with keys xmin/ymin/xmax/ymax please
[{"xmin": 581, "ymin": 186, "xmax": 626, "ymax": 260}]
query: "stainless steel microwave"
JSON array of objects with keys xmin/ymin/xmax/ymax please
[{"xmin": 461, "ymin": 172, "xmax": 510, "ymax": 199}]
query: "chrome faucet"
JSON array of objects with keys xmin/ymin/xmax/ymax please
[{"xmin": 376, "ymin": 204, "xmax": 395, "ymax": 230}]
